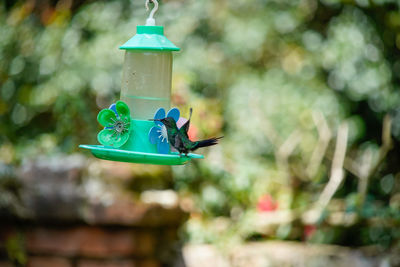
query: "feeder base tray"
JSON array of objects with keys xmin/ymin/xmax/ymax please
[{"xmin": 79, "ymin": 145, "xmax": 203, "ymax": 165}]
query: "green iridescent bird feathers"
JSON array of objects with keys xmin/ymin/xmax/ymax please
[{"xmin": 153, "ymin": 108, "xmax": 222, "ymax": 156}]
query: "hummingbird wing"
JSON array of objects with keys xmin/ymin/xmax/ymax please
[
  {"xmin": 178, "ymin": 108, "xmax": 192, "ymax": 139},
  {"xmin": 174, "ymin": 134, "xmax": 183, "ymax": 151}
]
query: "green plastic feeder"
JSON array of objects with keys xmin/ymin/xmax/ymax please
[
  {"xmin": 80, "ymin": 8, "xmax": 203, "ymax": 165},
  {"xmin": 79, "ymin": 119, "xmax": 203, "ymax": 165}
]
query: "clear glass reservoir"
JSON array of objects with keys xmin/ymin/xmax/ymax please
[{"xmin": 120, "ymin": 51, "xmax": 172, "ymax": 120}]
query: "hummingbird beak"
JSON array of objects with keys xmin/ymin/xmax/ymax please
[{"xmin": 148, "ymin": 119, "xmax": 161, "ymax": 121}]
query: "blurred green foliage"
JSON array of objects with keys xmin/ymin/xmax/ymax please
[
  {"xmin": 5, "ymin": 232, "xmax": 26, "ymax": 267},
  {"xmin": 1, "ymin": 0, "xmax": 400, "ymax": 249}
]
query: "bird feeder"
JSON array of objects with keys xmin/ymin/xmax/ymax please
[{"xmin": 80, "ymin": 0, "xmax": 203, "ymax": 165}]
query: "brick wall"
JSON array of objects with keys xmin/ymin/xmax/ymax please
[
  {"xmin": 1, "ymin": 224, "xmax": 180, "ymax": 267},
  {"xmin": 0, "ymin": 155, "xmax": 187, "ymax": 267}
]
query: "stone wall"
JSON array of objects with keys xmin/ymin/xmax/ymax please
[
  {"xmin": 1, "ymin": 225, "xmax": 177, "ymax": 267},
  {"xmin": 0, "ymin": 155, "xmax": 187, "ymax": 267},
  {"xmin": 2, "ymin": 155, "xmax": 399, "ymax": 267},
  {"xmin": 183, "ymin": 242, "xmax": 400, "ymax": 267}
]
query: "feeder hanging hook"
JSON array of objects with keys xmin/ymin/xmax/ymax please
[{"xmin": 145, "ymin": 0, "xmax": 158, "ymax": 26}]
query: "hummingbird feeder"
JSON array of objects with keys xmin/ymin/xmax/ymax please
[{"xmin": 80, "ymin": 0, "xmax": 203, "ymax": 165}]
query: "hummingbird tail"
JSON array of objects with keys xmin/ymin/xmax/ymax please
[{"xmin": 193, "ymin": 136, "xmax": 223, "ymax": 150}]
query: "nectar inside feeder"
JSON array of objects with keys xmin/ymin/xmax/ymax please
[{"xmin": 80, "ymin": 0, "xmax": 203, "ymax": 165}]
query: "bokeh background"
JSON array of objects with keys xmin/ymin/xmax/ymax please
[{"xmin": 1, "ymin": 0, "xmax": 400, "ymax": 266}]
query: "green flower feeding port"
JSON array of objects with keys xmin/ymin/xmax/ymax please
[{"xmin": 80, "ymin": 0, "xmax": 204, "ymax": 165}]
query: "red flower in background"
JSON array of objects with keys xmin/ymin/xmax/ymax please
[
  {"xmin": 304, "ymin": 224, "xmax": 317, "ymax": 240},
  {"xmin": 257, "ymin": 195, "xmax": 278, "ymax": 212}
]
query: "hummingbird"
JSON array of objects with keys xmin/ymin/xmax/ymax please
[{"xmin": 151, "ymin": 108, "xmax": 222, "ymax": 156}]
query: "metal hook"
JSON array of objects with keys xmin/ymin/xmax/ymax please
[{"xmin": 145, "ymin": 0, "xmax": 158, "ymax": 26}]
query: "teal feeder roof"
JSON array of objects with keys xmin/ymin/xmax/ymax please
[{"xmin": 120, "ymin": 25, "xmax": 180, "ymax": 51}]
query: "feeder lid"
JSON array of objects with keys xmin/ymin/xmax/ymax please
[{"xmin": 120, "ymin": 25, "xmax": 180, "ymax": 51}]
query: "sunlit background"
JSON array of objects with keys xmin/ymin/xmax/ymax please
[{"xmin": 1, "ymin": 0, "xmax": 400, "ymax": 266}]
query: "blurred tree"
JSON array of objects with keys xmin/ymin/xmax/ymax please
[{"xmin": 1, "ymin": 0, "xmax": 400, "ymax": 248}]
